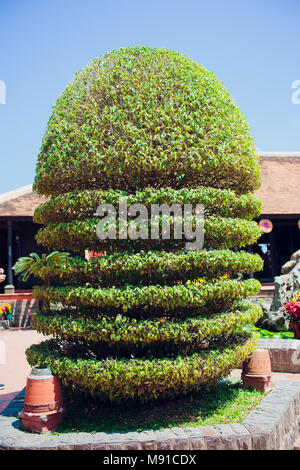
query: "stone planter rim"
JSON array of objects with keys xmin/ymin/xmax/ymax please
[{"xmin": 0, "ymin": 379, "xmax": 300, "ymax": 450}]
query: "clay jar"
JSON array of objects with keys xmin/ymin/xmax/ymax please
[
  {"xmin": 242, "ymin": 349, "xmax": 271, "ymax": 376},
  {"xmin": 241, "ymin": 349, "xmax": 272, "ymax": 393},
  {"xmin": 290, "ymin": 320, "xmax": 300, "ymax": 339},
  {"xmin": 19, "ymin": 366, "xmax": 64, "ymax": 433}
]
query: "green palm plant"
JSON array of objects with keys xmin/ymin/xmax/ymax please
[
  {"xmin": 13, "ymin": 252, "xmax": 70, "ymax": 311},
  {"xmin": 13, "ymin": 252, "xmax": 70, "ymax": 283}
]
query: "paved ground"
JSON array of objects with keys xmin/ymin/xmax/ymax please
[
  {"xmin": 1, "ymin": 328, "xmax": 300, "ymax": 416},
  {"xmin": 230, "ymin": 368, "xmax": 300, "ymax": 384},
  {"xmin": 0, "ymin": 328, "xmax": 45, "ymax": 413}
]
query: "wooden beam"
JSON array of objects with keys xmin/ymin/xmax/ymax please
[{"xmin": 6, "ymin": 220, "xmax": 13, "ymax": 286}]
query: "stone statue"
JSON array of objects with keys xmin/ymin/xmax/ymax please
[{"xmin": 256, "ymin": 249, "xmax": 300, "ymax": 331}]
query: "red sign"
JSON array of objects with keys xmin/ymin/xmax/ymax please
[{"xmin": 85, "ymin": 250, "xmax": 104, "ymax": 260}]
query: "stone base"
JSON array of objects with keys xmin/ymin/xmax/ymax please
[
  {"xmin": 241, "ymin": 373, "xmax": 272, "ymax": 393},
  {"xmin": 19, "ymin": 411, "xmax": 63, "ymax": 434},
  {"xmin": 4, "ymin": 285, "xmax": 15, "ymax": 295}
]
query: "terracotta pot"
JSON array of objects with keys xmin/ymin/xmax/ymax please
[
  {"xmin": 19, "ymin": 366, "xmax": 64, "ymax": 433},
  {"xmin": 242, "ymin": 373, "xmax": 272, "ymax": 393},
  {"xmin": 20, "ymin": 412, "xmax": 63, "ymax": 434},
  {"xmin": 290, "ymin": 320, "xmax": 300, "ymax": 339},
  {"xmin": 242, "ymin": 349, "xmax": 272, "ymax": 393},
  {"xmin": 242, "ymin": 349, "xmax": 271, "ymax": 375}
]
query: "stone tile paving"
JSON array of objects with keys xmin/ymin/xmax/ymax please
[
  {"xmin": 0, "ymin": 392, "xmax": 18, "ymax": 413},
  {"xmin": 0, "ymin": 328, "xmax": 47, "ymax": 412}
]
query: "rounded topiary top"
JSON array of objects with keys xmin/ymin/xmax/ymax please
[{"xmin": 34, "ymin": 46, "xmax": 261, "ymax": 197}]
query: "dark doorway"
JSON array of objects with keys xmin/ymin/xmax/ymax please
[
  {"xmin": 0, "ymin": 228, "xmax": 7, "ymax": 293},
  {"xmin": 274, "ymin": 225, "xmax": 299, "ymax": 272},
  {"xmin": 252, "ymin": 218, "xmax": 300, "ymax": 282}
]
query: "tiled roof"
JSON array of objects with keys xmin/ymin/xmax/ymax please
[
  {"xmin": 255, "ymin": 153, "xmax": 300, "ymax": 215},
  {"xmin": 0, "ymin": 185, "xmax": 47, "ymax": 217},
  {"xmin": 0, "ymin": 152, "xmax": 300, "ymax": 218}
]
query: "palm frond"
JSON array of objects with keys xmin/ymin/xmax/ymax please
[{"xmin": 12, "ymin": 251, "xmax": 70, "ymax": 283}]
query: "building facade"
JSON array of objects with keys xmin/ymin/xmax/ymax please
[
  {"xmin": 253, "ymin": 152, "xmax": 300, "ymax": 282},
  {"xmin": 0, "ymin": 185, "xmax": 48, "ymax": 292}
]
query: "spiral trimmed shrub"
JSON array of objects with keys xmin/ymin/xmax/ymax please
[{"xmin": 27, "ymin": 46, "xmax": 263, "ymax": 403}]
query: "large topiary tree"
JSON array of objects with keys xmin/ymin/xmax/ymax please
[{"xmin": 26, "ymin": 46, "xmax": 264, "ymax": 403}]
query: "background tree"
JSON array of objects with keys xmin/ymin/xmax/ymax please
[{"xmin": 26, "ymin": 46, "xmax": 263, "ymax": 402}]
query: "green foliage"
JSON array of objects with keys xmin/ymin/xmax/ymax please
[
  {"xmin": 35, "ymin": 216, "xmax": 262, "ymax": 254},
  {"xmin": 56, "ymin": 380, "xmax": 263, "ymax": 433},
  {"xmin": 249, "ymin": 326, "xmax": 294, "ymax": 339},
  {"xmin": 33, "ymin": 279, "xmax": 260, "ymax": 318},
  {"xmin": 27, "ymin": 46, "xmax": 263, "ymax": 403},
  {"xmin": 34, "ymin": 187, "xmax": 262, "ymax": 225},
  {"xmin": 32, "ymin": 304, "xmax": 262, "ymax": 357},
  {"xmin": 33, "ymin": 47, "xmax": 261, "ymax": 197},
  {"xmin": 36, "ymin": 249, "xmax": 263, "ymax": 287},
  {"xmin": 26, "ymin": 333, "xmax": 258, "ymax": 403},
  {"xmin": 12, "ymin": 251, "xmax": 70, "ymax": 283}
]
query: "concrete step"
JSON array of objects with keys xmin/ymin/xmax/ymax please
[{"xmin": 258, "ymin": 283, "xmax": 274, "ymax": 297}]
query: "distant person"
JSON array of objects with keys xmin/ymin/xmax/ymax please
[
  {"xmin": 0, "ymin": 268, "xmax": 5, "ymax": 284},
  {"xmin": 0, "ymin": 268, "xmax": 5, "ymax": 390}
]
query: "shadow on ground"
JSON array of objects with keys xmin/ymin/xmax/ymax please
[{"xmin": 55, "ymin": 379, "xmax": 263, "ymax": 434}]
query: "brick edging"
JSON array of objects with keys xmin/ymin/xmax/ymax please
[
  {"xmin": 258, "ymin": 338, "xmax": 300, "ymax": 373},
  {"xmin": 0, "ymin": 380, "xmax": 300, "ymax": 450}
]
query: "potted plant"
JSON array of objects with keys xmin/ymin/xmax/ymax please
[
  {"xmin": 1, "ymin": 304, "xmax": 13, "ymax": 321},
  {"xmin": 5, "ymin": 304, "xmax": 13, "ymax": 321},
  {"xmin": 281, "ymin": 295, "xmax": 300, "ymax": 338}
]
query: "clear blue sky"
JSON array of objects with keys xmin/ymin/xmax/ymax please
[{"xmin": 0, "ymin": 0, "xmax": 299, "ymax": 193}]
